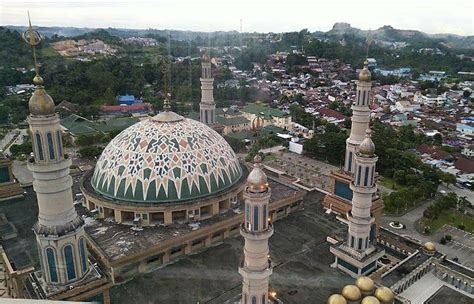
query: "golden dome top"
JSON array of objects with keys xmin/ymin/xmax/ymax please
[
  {"xmin": 202, "ymin": 49, "xmax": 210, "ymax": 62},
  {"xmin": 358, "ymin": 59, "xmax": 371, "ymax": 82},
  {"xmin": 359, "ymin": 129, "xmax": 375, "ymax": 157},
  {"xmin": 341, "ymin": 284, "xmax": 362, "ymax": 301},
  {"xmin": 327, "ymin": 294, "xmax": 347, "ymax": 304},
  {"xmin": 247, "ymin": 155, "xmax": 269, "ymax": 192},
  {"xmin": 33, "ymin": 75, "xmax": 44, "ymax": 85},
  {"xmin": 423, "ymin": 241, "xmax": 436, "ymax": 252},
  {"xmin": 356, "ymin": 276, "xmax": 375, "ymax": 293},
  {"xmin": 29, "ymin": 86, "xmax": 55, "ymax": 116},
  {"xmin": 361, "ymin": 296, "xmax": 380, "ymax": 304},
  {"xmin": 374, "ymin": 286, "xmax": 394, "ymax": 303}
]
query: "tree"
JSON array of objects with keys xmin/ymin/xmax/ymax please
[
  {"xmin": 0, "ymin": 105, "xmax": 10, "ymax": 122},
  {"xmin": 441, "ymin": 173, "xmax": 456, "ymax": 188},
  {"xmin": 78, "ymin": 146, "xmax": 103, "ymax": 159},
  {"xmin": 433, "ymin": 133, "xmax": 443, "ymax": 146},
  {"xmin": 224, "ymin": 136, "xmax": 245, "ymax": 153}
]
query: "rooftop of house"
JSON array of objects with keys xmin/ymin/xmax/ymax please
[
  {"xmin": 241, "ymin": 103, "xmax": 289, "ymax": 118},
  {"xmin": 60, "ymin": 114, "xmax": 139, "ymax": 136}
]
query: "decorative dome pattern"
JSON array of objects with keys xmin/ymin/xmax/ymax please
[{"xmin": 91, "ymin": 116, "xmax": 242, "ymax": 203}]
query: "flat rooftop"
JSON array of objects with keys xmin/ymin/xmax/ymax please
[
  {"xmin": 110, "ymin": 191, "xmax": 353, "ymax": 304},
  {"xmin": 80, "ymin": 177, "xmax": 302, "ymax": 262},
  {"xmin": 0, "ymin": 188, "xmax": 39, "ymax": 270},
  {"xmin": 425, "ymin": 285, "xmax": 473, "ymax": 304}
]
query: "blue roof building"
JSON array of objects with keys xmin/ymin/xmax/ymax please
[{"xmin": 117, "ymin": 95, "xmax": 137, "ymax": 105}]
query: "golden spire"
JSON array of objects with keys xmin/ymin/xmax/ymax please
[
  {"xmin": 22, "ymin": 11, "xmax": 43, "ymax": 85},
  {"xmin": 161, "ymin": 60, "xmax": 172, "ymax": 112},
  {"xmin": 22, "ymin": 13, "xmax": 55, "ymax": 116}
]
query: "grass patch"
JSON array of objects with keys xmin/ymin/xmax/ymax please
[
  {"xmin": 379, "ymin": 176, "xmax": 400, "ymax": 190},
  {"xmin": 422, "ymin": 210, "xmax": 474, "ymax": 233}
]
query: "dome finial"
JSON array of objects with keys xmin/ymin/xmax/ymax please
[
  {"xmin": 202, "ymin": 48, "xmax": 210, "ymax": 62},
  {"xmin": 358, "ymin": 58, "xmax": 371, "ymax": 82},
  {"xmin": 22, "ymin": 12, "xmax": 43, "ymax": 84},
  {"xmin": 163, "ymin": 93, "xmax": 171, "ymax": 111},
  {"xmin": 22, "ymin": 13, "xmax": 55, "ymax": 116}
]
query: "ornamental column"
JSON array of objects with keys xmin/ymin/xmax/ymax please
[
  {"xmin": 239, "ymin": 156, "xmax": 273, "ymax": 304},
  {"xmin": 200, "ymin": 50, "xmax": 216, "ymax": 125},
  {"xmin": 345, "ymin": 60, "xmax": 372, "ymax": 173}
]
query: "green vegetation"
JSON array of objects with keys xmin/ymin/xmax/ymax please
[
  {"xmin": 9, "ymin": 141, "xmax": 32, "ymax": 158},
  {"xmin": 78, "ymin": 146, "xmax": 103, "ymax": 159},
  {"xmin": 422, "ymin": 193, "xmax": 473, "ymax": 233}
]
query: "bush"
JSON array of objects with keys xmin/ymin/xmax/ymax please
[
  {"xmin": 440, "ymin": 237, "xmax": 446, "ymax": 244},
  {"xmin": 445, "ymin": 234, "xmax": 452, "ymax": 241},
  {"xmin": 458, "ymin": 224, "xmax": 465, "ymax": 230}
]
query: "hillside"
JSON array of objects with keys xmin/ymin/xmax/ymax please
[{"xmin": 5, "ymin": 23, "xmax": 473, "ymax": 50}]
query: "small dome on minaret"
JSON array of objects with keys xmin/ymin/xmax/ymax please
[
  {"xmin": 202, "ymin": 49, "xmax": 210, "ymax": 62},
  {"xmin": 359, "ymin": 59, "xmax": 371, "ymax": 82},
  {"xmin": 29, "ymin": 75, "xmax": 55, "ymax": 116},
  {"xmin": 247, "ymin": 155, "xmax": 268, "ymax": 192},
  {"xmin": 359, "ymin": 129, "xmax": 375, "ymax": 157}
]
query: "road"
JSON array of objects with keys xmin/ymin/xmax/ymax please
[{"xmin": 438, "ymin": 184, "xmax": 473, "ymax": 205}]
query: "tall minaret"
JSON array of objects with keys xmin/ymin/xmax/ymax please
[
  {"xmin": 345, "ymin": 60, "xmax": 372, "ymax": 173},
  {"xmin": 23, "ymin": 20, "xmax": 89, "ymax": 286},
  {"xmin": 347, "ymin": 129, "xmax": 377, "ymax": 254},
  {"xmin": 239, "ymin": 156, "xmax": 273, "ymax": 304},
  {"xmin": 200, "ymin": 50, "xmax": 216, "ymax": 125}
]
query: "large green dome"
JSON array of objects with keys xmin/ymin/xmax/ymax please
[{"xmin": 91, "ymin": 111, "xmax": 242, "ymax": 203}]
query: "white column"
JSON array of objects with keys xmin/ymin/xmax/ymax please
[{"xmin": 239, "ymin": 160, "xmax": 273, "ymax": 304}]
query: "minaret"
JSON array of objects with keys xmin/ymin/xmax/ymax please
[
  {"xmin": 330, "ymin": 129, "xmax": 384, "ymax": 277},
  {"xmin": 345, "ymin": 60, "xmax": 372, "ymax": 173},
  {"xmin": 239, "ymin": 155, "xmax": 273, "ymax": 304},
  {"xmin": 23, "ymin": 20, "xmax": 89, "ymax": 286},
  {"xmin": 200, "ymin": 50, "xmax": 216, "ymax": 125},
  {"xmin": 347, "ymin": 130, "xmax": 377, "ymax": 253}
]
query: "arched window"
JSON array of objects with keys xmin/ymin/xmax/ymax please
[
  {"xmin": 252, "ymin": 296, "xmax": 257, "ymax": 304},
  {"xmin": 371, "ymin": 166, "xmax": 375, "ymax": 185},
  {"xmin": 348, "ymin": 152, "xmax": 353, "ymax": 172},
  {"xmin": 63, "ymin": 245, "xmax": 76, "ymax": 281},
  {"xmin": 35, "ymin": 133, "xmax": 44, "ymax": 160},
  {"xmin": 46, "ymin": 248, "xmax": 58, "ymax": 283},
  {"xmin": 47, "ymin": 132, "xmax": 55, "ymax": 160},
  {"xmin": 253, "ymin": 205, "xmax": 259, "ymax": 231},
  {"xmin": 362, "ymin": 91, "xmax": 366, "ymax": 106},
  {"xmin": 364, "ymin": 167, "xmax": 370, "ymax": 186},
  {"xmin": 56, "ymin": 131, "xmax": 63, "ymax": 157},
  {"xmin": 79, "ymin": 238, "xmax": 87, "ymax": 273},
  {"xmin": 262, "ymin": 204, "xmax": 267, "ymax": 230},
  {"xmin": 357, "ymin": 166, "xmax": 362, "ymax": 185}
]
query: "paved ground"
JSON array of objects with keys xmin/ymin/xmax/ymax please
[
  {"xmin": 110, "ymin": 191, "xmax": 352, "ymax": 304},
  {"xmin": 264, "ymin": 152, "xmax": 337, "ymax": 190},
  {"xmin": 381, "ymin": 199, "xmax": 474, "ymax": 268}
]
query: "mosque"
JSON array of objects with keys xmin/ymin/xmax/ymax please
[{"xmin": 0, "ymin": 20, "xmax": 472, "ymax": 304}]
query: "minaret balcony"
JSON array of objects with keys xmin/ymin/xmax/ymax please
[
  {"xmin": 27, "ymin": 157, "xmax": 72, "ymax": 173},
  {"xmin": 240, "ymin": 224, "xmax": 274, "ymax": 240},
  {"xmin": 238, "ymin": 265, "xmax": 273, "ymax": 280}
]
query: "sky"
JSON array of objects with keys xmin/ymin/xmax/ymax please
[{"xmin": 0, "ymin": 0, "xmax": 473, "ymax": 36}]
